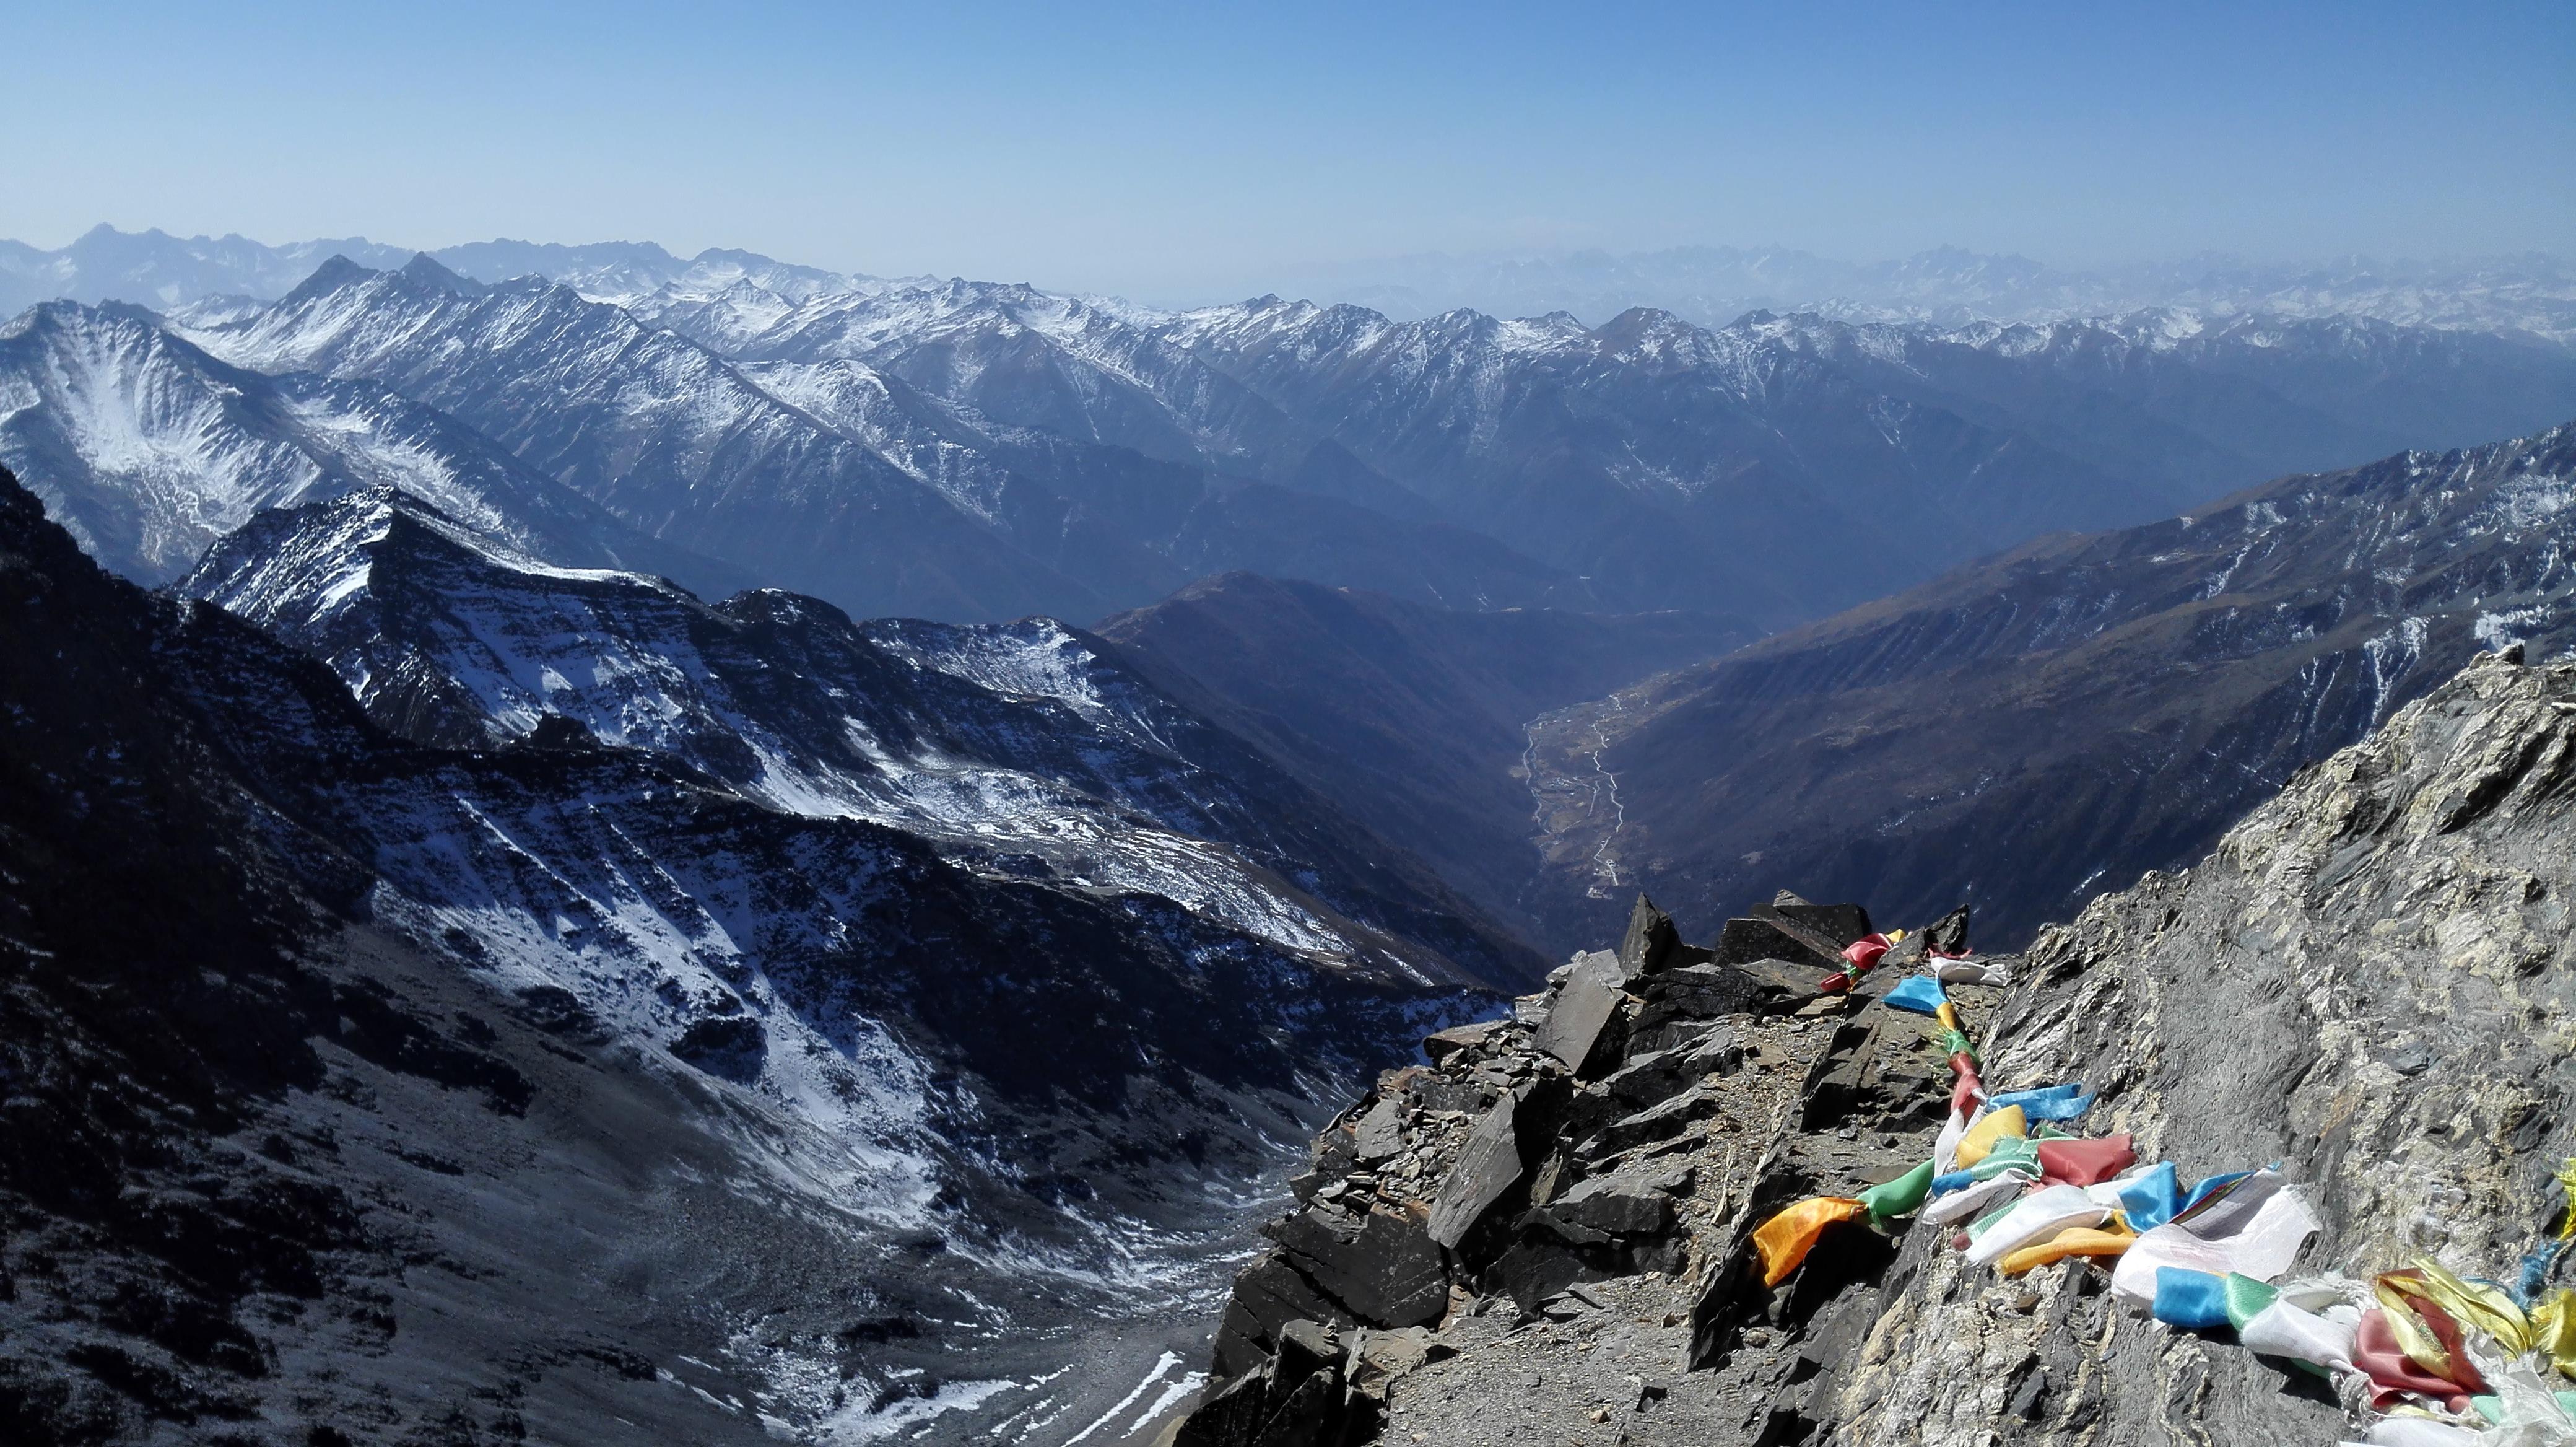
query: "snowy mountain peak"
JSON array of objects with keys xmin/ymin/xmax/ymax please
[
  {"xmin": 279, "ymin": 253, "xmax": 375, "ymax": 302},
  {"xmin": 0, "ymin": 297, "xmax": 738, "ymax": 588},
  {"xmin": 189, "ymin": 484, "xmax": 689, "ymax": 644}
]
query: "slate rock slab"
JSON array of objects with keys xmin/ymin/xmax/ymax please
[
  {"xmin": 1354, "ymin": 1096, "xmax": 1406, "ymax": 1164},
  {"xmin": 1617, "ymin": 895, "xmax": 1689, "ymax": 977},
  {"xmin": 1549, "ymin": 1174, "xmax": 1680, "ymax": 1238},
  {"xmin": 1265, "ymin": 1204, "xmax": 1448, "ymax": 1328},
  {"xmin": 1422, "ymin": 1020, "xmax": 1503, "ymax": 1062},
  {"xmin": 1427, "ymin": 1091, "xmax": 1526, "ymax": 1249},
  {"xmin": 1213, "ymin": 1247, "xmax": 1354, "ymax": 1379},
  {"xmin": 1632, "ymin": 963, "xmax": 1761, "ymax": 1029},
  {"xmin": 1536, "ymin": 954, "xmax": 1628, "ymax": 1075}
]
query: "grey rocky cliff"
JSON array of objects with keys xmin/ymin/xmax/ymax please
[
  {"xmin": 1807, "ymin": 643, "xmax": 2576, "ymax": 1446},
  {"xmin": 1174, "ymin": 646, "xmax": 2576, "ymax": 1446}
]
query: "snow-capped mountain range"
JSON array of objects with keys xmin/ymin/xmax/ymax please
[
  {"xmin": 0, "ymin": 297, "xmax": 738, "ymax": 588},
  {"xmin": 12, "ymin": 242, "xmax": 2569, "ymax": 632},
  {"xmin": 1251, "ymin": 243, "xmax": 2576, "ymax": 343},
  {"xmin": 0, "ymin": 225, "xmax": 893, "ymax": 319},
  {"xmin": 11, "ymin": 226, "xmax": 2574, "ymax": 343}
]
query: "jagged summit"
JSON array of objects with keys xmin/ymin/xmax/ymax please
[
  {"xmin": 278, "ymin": 251, "xmax": 373, "ymax": 301},
  {"xmin": 396, "ymin": 251, "xmax": 486, "ymax": 296}
]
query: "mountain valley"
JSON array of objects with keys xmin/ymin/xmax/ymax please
[{"xmin": 1522, "ymin": 421, "xmax": 2576, "ymax": 947}]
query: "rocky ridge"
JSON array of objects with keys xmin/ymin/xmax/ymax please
[
  {"xmin": 1176, "ymin": 645, "xmax": 2576, "ymax": 1446},
  {"xmin": 0, "ymin": 299, "xmax": 738, "ymax": 590},
  {"xmin": 181, "ymin": 486, "xmax": 1537, "ymax": 990},
  {"xmin": 0, "ymin": 462, "xmax": 1487, "ymax": 1446}
]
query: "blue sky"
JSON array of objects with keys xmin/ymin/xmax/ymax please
[{"xmin": 5, "ymin": 1, "xmax": 2568, "ymax": 295}]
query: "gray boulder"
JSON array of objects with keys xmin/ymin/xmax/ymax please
[
  {"xmin": 1425, "ymin": 1091, "xmax": 1527, "ymax": 1249},
  {"xmin": 1422, "ymin": 1019, "xmax": 1503, "ymax": 1062},
  {"xmin": 1264, "ymin": 1204, "xmax": 1448, "ymax": 1328},
  {"xmin": 1617, "ymin": 895, "xmax": 1701, "ymax": 977},
  {"xmin": 1547, "ymin": 1174, "xmax": 1680, "ymax": 1238},
  {"xmin": 1536, "ymin": 952, "xmax": 1629, "ymax": 1075},
  {"xmin": 1353, "ymin": 1095, "xmax": 1406, "ymax": 1164}
]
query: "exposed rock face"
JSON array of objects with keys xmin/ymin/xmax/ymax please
[
  {"xmin": 1802, "ymin": 645, "xmax": 2576, "ymax": 1445},
  {"xmin": 1176, "ymin": 893, "xmax": 1853, "ymax": 1442},
  {"xmin": 1180, "ymin": 649, "xmax": 2576, "ymax": 1446}
]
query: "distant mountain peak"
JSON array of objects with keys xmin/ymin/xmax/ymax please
[
  {"xmin": 398, "ymin": 251, "xmax": 487, "ymax": 297},
  {"xmin": 280, "ymin": 252, "xmax": 376, "ymax": 302}
]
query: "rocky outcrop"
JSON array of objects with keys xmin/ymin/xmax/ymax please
[
  {"xmin": 1796, "ymin": 644, "xmax": 2576, "ymax": 1446},
  {"xmin": 1174, "ymin": 892, "xmax": 1908, "ymax": 1442},
  {"xmin": 1178, "ymin": 647, "xmax": 2576, "ymax": 1445}
]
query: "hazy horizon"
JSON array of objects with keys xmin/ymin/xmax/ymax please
[
  {"xmin": 8, "ymin": 221, "xmax": 2570, "ymax": 320},
  {"xmin": 7, "ymin": 1, "xmax": 2569, "ymax": 300}
]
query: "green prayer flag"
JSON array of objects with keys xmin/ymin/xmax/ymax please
[
  {"xmin": 2221, "ymin": 1273, "xmax": 2279, "ymax": 1332},
  {"xmin": 1966, "ymin": 1197, "xmax": 2022, "ymax": 1241},
  {"xmin": 1857, "ymin": 1160, "xmax": 1937, "ymax": 1223}
]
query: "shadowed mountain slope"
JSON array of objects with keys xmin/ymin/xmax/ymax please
[
  {"xmin": 1533, "ymin": 419, "xmax": 2576, "ymax": 946},
  {"xmin": 1098, "ymin": 574, "xmax": 1754, "ymax": 949},
  {"xmin": 0, "ymin": 463, "xmax": 1486, "ymax": 1445},
  {"xmin": 183, "ymin": 486, "xmax": 1540, "ymax": 990}
]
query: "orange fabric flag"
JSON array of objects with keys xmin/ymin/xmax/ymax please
[
  {"xmin": 1998, "ymin": 1225, "xmax": 2138, "ymax": 1276},
  {"xmin": 1754, "ymin": 1197, "xmax": 1864, "ymax": 1287}
]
